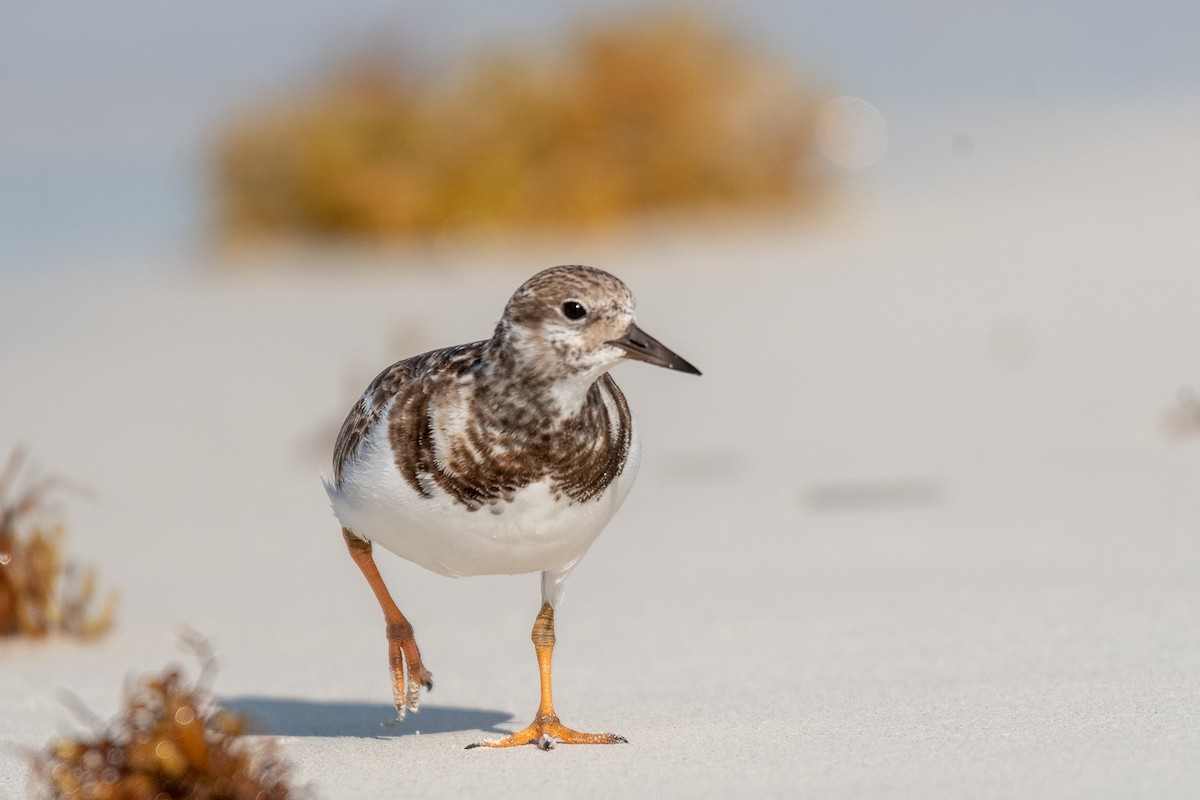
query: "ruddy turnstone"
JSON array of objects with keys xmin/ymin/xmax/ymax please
[{"xmin": 324, "ymin": 265, "xmax": 700, "ymax": 749}]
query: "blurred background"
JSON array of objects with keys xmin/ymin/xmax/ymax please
[
  {"xmin": 3, "ymin": 2, "xmax": 1200, "ymax": 797},
  {"xmin": 3, "ymin": 0, "xmax": 1197, "ymax": 274}
]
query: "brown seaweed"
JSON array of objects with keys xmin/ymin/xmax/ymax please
[
  {"xmin": 215, "ymin": 12, "xmax": 829, "ymax": 245},
  {"xmin": 31, "ymin": 637, "xmax": 301, "ymax": 800},
  {"xmin": 0, "ymin": 448, "xmax": 116, "ymax": 639}
]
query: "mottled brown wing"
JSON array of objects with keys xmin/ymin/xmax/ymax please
[
  {"xmin": 330, "ymin": 358, "xmax": 419, "ymax": 487},
  {"xmin": 330, "ymin": 342, "xmax": 487, "ymax": 488}
]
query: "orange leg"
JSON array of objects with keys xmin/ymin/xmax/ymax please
[
  {"xmin": 468, "ymin": 602, "xmax": 626, "ymax": 750},
  {"xmin": 343, "ymin": 529, "xmax": 432, "ymax": 718}
]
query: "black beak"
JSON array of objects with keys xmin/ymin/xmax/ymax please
[{"xmin": 608, "ymin": 323, "xmax": 702, "ymax": 376}]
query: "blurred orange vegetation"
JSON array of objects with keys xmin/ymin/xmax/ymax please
[
  {"xmin": 214, "ymin": 13, "xmax": 829, "ymax": 245},
  {"xmin": 0, "ymin": 449, "xmax": 115, "ymax": 640},
  {"xmin": 32, "ymin": 641, "xmax": 298, "ymax": 800}
]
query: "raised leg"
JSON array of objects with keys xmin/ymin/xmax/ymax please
[
  {"xmin": 468, "ymin": 602, "xmax": 626, "ymax": 750},
  {"xmin": 342, "ymin": 528, "xmax": 432, "ymax": 718}
]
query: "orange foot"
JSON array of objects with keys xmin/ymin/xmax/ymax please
[
  {"xmin": 467, "ymin": 713, "xmax": 627, "ymax": 751},
  {"xmin": 389, "ymin": 641, "xmax": 433, "ymax": 718}
]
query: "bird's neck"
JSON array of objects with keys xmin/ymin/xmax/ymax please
[{"xmin": 477, "ymin": 329, "xmax": 606, "ymax": 427}]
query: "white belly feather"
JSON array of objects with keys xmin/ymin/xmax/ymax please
[{"xmin": 325, "ymin": 416, "xmax": 642, "ymax": 579}]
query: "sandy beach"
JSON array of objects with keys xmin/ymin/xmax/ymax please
[{"xmin": 3, "ymin": 99, "xmax": 1200, "ymax": 797}]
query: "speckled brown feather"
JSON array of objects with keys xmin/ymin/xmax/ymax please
[
  {"xmin": 330, "ymin": 342, "xmax": 483, "ymax": 486},
  {"xmin": 330, "ymin": 340, "xmax": 633, "ymax": 509}
]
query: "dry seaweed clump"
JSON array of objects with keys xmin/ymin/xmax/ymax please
[
  {"xmin": 215, "ymin": 12, "xmax": 829, "ymax": 245},
  {"xmin": 31, "ymin": 646, "xmax": 300, "ymax": 800},
  {"xmin": 0, "ymin": 449, "xmax": 116, "ymax": 639}
]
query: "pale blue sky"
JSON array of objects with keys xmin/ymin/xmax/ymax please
[{"xmin": 2, "ymin": 1, "xmax": 1197, "ymax": 270}]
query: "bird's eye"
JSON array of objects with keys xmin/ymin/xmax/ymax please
[{"xmin": 561, "ymin": 301, "xmax": 587, "ymax": 321}]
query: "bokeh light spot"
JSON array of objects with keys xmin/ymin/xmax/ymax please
[{"xmin": 815, "ymin": 95, "xmax": 888, "ymax": 170}]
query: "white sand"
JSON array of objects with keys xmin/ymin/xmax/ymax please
[{"xmin": 3, "ymin": 99, "xmax": 1200, "ymax": 798}]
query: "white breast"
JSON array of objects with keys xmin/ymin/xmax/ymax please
[{"xmin": 324, "ymin": 416, "xmax": 642, "ymax": 580}]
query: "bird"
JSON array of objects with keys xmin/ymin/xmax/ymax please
[{"xmin": 323, "ymin": 265, "xmax": 700, "ymax": 749}]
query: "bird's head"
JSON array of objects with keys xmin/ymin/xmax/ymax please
[{"xmin": 494, "ymin": 265, "xmax": 700, "ymax": 406}]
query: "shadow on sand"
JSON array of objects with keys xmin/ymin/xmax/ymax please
[{"xmin": 220, "ymin": 697, "xmax": 513, "ymax": 739}]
